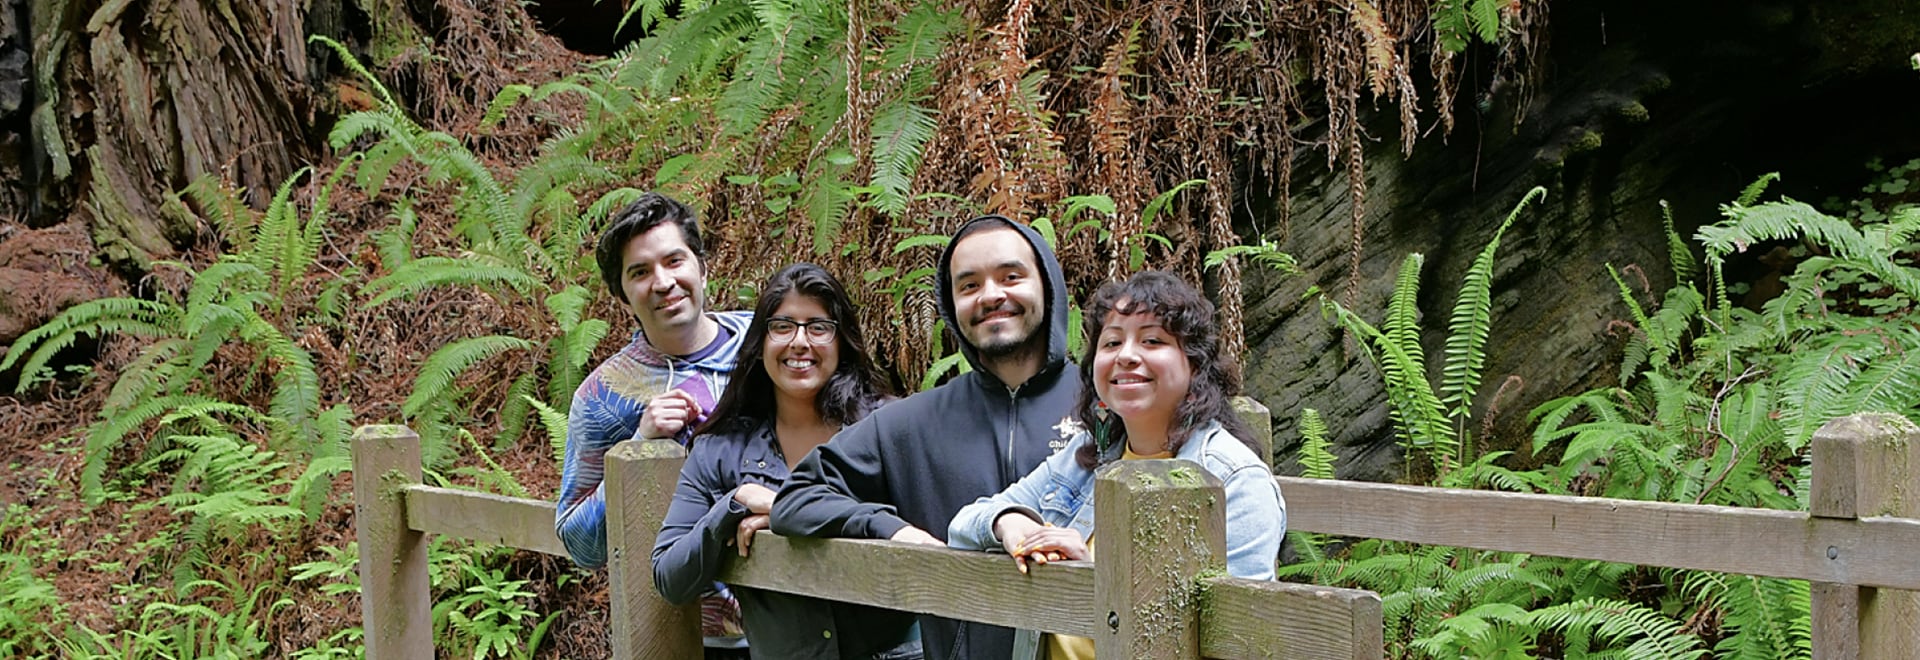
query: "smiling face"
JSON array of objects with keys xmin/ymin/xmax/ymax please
[
  {"xmin": 948, "ymin": 228, "xmax": 1046, "ymax": 360},
  {"xmin": 1092, "ymin": 302, "xmax": 1193, "ymax": 438},
  {"xmin": 762, "ymin": 292, "xmax": 840, "ymax": 402},
  {"xmin": 619, "ymin": 222, "xmax": 708, "ymax": 340}
]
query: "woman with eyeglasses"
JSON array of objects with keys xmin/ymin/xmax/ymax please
[{"xmin": 653, "ymin": 263, "xmax": 922, "ymax": 660}]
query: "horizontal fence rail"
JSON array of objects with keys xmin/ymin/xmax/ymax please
[
  {"xmin": 1281, "ymin": 476, "xmax": 1920, "ymax": 590},
  {"xmin": 354, "ymin": 411, "xmax": 1920, "ymax": 658}
]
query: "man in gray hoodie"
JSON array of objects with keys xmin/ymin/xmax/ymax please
[{"xmin": 772, "ymin": 214, "xmax": 1083, "ymax": 660}]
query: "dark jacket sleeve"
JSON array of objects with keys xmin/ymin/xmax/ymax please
[
  {"xmin": 650, "ymin": 441, "xmax": 750, "ymax": 604},
  {"xmin": 769, "ymin": 416, "xmax": 910, "ymax": 540}
]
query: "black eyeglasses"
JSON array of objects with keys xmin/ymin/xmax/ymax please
[{"xmin": 767, "ymin": 317, "xmax": 838, "ymax": 344}]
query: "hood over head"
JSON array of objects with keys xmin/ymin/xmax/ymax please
[{"xmin": 934, "ymin": 215, "xmax": 1072, "ymax": 389}]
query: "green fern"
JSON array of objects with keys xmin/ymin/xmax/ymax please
[
  {"xmin": 545, "ymin": 286, "xmax": 610, "ymax": 409},
  {"xmin": 1297, "ymin": 409, "xmax": 1338, "ymax": 480},
  {"xmin": 402, "ymin": 336, "xmax": 537, "ymax": 420},
  {"xmin": 1441, "ymin": 187, "xmax": 1542, "ymax": 428},
  {"xmin": 1, "ymin": 298, "xmax": 178, "ymax": 393},
  {"xmin": 1322, "ymin": 256, "xmax": 1455, "ymax": 471},
  {"xmin": 1528, "ymin": 597, "xmax": 1707, "ymax": 660},
  {"xmin": 525, "ymin": 395, "xmax": 570, "ymax": 467},
  {"xmin": 363, "ymin": 256, "xmax": 547, "ymax": 307}
]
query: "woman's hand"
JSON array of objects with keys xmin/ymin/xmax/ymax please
[
  {"xmin": 996, "ymin": 513, "xmax": 1088, "ymax": 574},
  {"xmin": 734, "ymin": 514, "xmax": 771, "ymax": 556},
  {"xmin": 733, "ymin": 483, "xmax": 777, "ymax": 514}
]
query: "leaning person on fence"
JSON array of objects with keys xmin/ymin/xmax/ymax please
[
  {"xmin": 947, "ymin": 270, "xmax": 1286, "ymax": 660},
  {"xmin": 554, "ymin": 192, "xmax": 754, "ymax": 656},
  {"xmin": 771, "ymin": 215, "xmax": 1084, "ymax": 660},
  {"xmin": 652, "ymin": 263, "xmax": 923, "ymax": 660}
]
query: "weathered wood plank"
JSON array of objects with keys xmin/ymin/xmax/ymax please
[
  {"xmin": 1811, "ymin": 414, "xmax": 1920, "ymax": 660},
  {"xmin": 352, "ymin": 425, "xmax": 432, "ymax": 660},
  {"xmin": 720, "ymin": 535, "xmax": 1101, "ymax": 636},
  {"xmin": 403, "ymin": 486, "xmax": 567, "ymax": 557},
  {"xmin": 1198, "ymin": 578, "xmax": 1384, "ymax": 660},
  {"xmin": 1280, "ymin": 476, "xmax": 1920, "ymax": 590},
  {"xmin": 1096, "ymin": 460, "xmax": 1226, "ymax": 659},
  {"xmin": 606, "ymin": 439, "xmax": 701, "ymax": 659}
]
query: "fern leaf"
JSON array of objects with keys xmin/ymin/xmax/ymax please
[
  {"xmin": 3, "ymin": 298, "xmax": 178, "ymax": 393},
  {"xmin": 403, "ymin": 336, "xmax": 536, "ymax": 419},
  {"xmin": 1734, "ymin": 173, "xmax": 1781, "ymax": 207},
  {"xmin": 1441, "ymin": 187, "xmax": 1542, "ymax": 421},
  {"xmin": 1298, "ymin": 409, "xmax": 1338, "ymax": 480},
  {"xmin": 1660, "ymin": 201, "xmax": 1696, "ymax": 281},
  {"xmin": 1382, "ymin": 253, "xmax": 1426, "ymax": 367},
  {"xmin": 363, "ymin": 256, "xmax": 545, "ymax": 307},
  {"xmin": 494, "ymin": 372, "xmax": 540, "ymax": 451},
  {"xmin": 526, "ymin": 395, "xmax": 570, "ymax": 464},
  {"xmin": 869, "ymin": 101, "xmax": 938, "ymax": 215}
]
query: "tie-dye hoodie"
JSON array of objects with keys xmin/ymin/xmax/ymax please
[{"xmin": 555, "ymin": 310, "xmax": 754, "ymax": 568}]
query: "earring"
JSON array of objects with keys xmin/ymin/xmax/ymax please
[{"xmin": 1092, "ymin": 399, "xmax": 1113, "ymax": 454}]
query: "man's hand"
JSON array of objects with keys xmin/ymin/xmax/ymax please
[
  {"xmin": 735, "ymin": 514, "xmax": 771, "ymax": 557},
  {"xmin": 637, "ymin": 390, "xmax": 702, "ymax": 440},
  {"xmin": 888, "ymin": 525, "xmax": 942, "ymax": 546},
  {"xmin": 733, "ymin": 483, "xmax": 777, "ymax": 514}
]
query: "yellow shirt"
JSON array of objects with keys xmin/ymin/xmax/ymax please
[{"xmin": 1047, "ymin": 446, "xmax": 1172, "ymax": 659}]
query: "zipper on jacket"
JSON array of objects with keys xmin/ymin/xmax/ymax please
[{"xmin": 1004, "ymin": 387, "xmax": 1019, "ymax": 484}]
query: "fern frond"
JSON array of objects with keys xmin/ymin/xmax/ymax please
[
  {"xmin": 309, "ymin": 36, "xmax": 398, "ymax": 108},
  {"xmin": 80, "ymin": 395, "xmax": 226, "ymax": 502},
  {"xmin": 402, "ymin": 336, "xmax": 536, "ymax": 419},
  {"xmin": 102, "ymin": 338, "xmax": 188, "ymax": 414},
  {"xmin": 1297, "ymin": 409, "xmax": 1338, "ymax": 480},
  {"xmin": 1381, "ymin": 253, "xmax": 1426, "ymax": 368},
  {"xmin": 1835, "ymin": 328, "xmax": 1920, "ymax": 418},
  {"xmin": 526, "ymin": 395, "xmax": 570, "ymax": 464},
  {"xmin": 1528, "ymin": 597, "xmax": 1706, "ymax": 659},
  {"xmin": 1734, "ymin": 173, "xmax": 1781, "ymax": 207},
  {"xmin": 869, "ymin": 101, "xmax": 938, "ymax": 215},
  {"xmin": 494, "ymin": 372, "xmax": 540, "ymax": 451},
  {"xmin": 363, "ymin": 256, "xmax": 545, "ymax": 307},
  {"xmin": 3, "ymin": 298, "xmax": 179, "ymax": 392},
  {"xmin": 1660, "ymin": 201, "xmax": 1696, "ymax": 281},
  {"xmin": 1442, "ymin": 187, "xmax": 1543, "ymax": 422},
  {"xmin": 1701, "ymin": 200, "xmax": 1920, "ymax": 300},
  {"xmin": 1775, "ymin": 332, "xmax": 1879, "ymax": 450}
]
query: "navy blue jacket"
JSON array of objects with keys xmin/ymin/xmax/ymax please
[
  {"xmin": 653, "ymin": 421, "xmax": 918, "ymax": 659},
  {"xmin": 772, "ymin": 217, "xmax": 1083, "ymax": 660}
]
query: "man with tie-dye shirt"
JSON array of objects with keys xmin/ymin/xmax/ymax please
[{"xmin": 556, "ymin": 192, "xmax": 753, "ymax": 656}]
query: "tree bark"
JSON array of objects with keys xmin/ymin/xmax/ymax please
[{"xmin": 26, "ymin": 0, "xmax": 321, "ymax": 268}]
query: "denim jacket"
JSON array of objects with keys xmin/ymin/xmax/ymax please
[{"xmin": 947, "ymin": 420, "xmax": 1286, "ymax": 580}]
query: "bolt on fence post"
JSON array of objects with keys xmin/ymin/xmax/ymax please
[
  {"xmin": 1092, "ymin": 459, "xmax": 1226, "ymax": 659},
  {"xmin": 352, "ymin": 425, "xmax": 432, "ymax": 660},
  {"xmin": 606, "ymin": 438, "xmax": 702, "ymax": 659},
  {"xmin": 1810, "ymin": 413, "xmax": 1920, "ymax": 660}
]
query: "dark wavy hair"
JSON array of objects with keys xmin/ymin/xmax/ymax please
[
  {"xmin": 697, "ymin": 263, "xmax": 890, "ymax": 435},
  {"xmin": 1074, "ymin": 270, "xmax": 1254, "ymax": 469},
  {"xmin": 594, "ymin": 192, "xmax": 707, "ymax": 305}
]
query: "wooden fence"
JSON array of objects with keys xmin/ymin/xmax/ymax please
[{"xmin": 351, "ymin": 411, "xmax": 1919, "ymax": 658}]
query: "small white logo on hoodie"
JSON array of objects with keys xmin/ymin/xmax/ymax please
[{"xmin": 1050, "ymin": 416, "xmax": 1085, "ymax": 452}]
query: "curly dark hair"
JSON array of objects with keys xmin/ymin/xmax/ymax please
[
  {"xmin": 697, "ymin": 263, "xmax": 890, "ymax": 435},
  {"xmin": 1074, "ymin": 270, "xmax": 1254, "ymax": 469},
  {"xmin": 594, "ymin": 192, "xmax": 707, "ymax": 305}
]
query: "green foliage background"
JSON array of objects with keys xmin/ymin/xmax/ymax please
[{"xmin": 0, "ymin": 0, "xmax": 1914, "ymax": 657}]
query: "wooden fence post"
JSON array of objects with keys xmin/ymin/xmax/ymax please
[
  {"xmin": 352, "ymin": 425, "xmax": 432, "ymax": 659},
  {"xmin": 605, "ymin": 439, "xmax": 702, "ymax": 659},
  {"xmin": 1093, "ymin": 459, "xmax": 1227, "ymax": 659},
  {"xmin": 1232, "ymin": 396, "xmax": 1273, "ymax": 467},
  {"xmin": 1811, "ymin": 413, "xmax": 1920, "ymax": 659}
]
